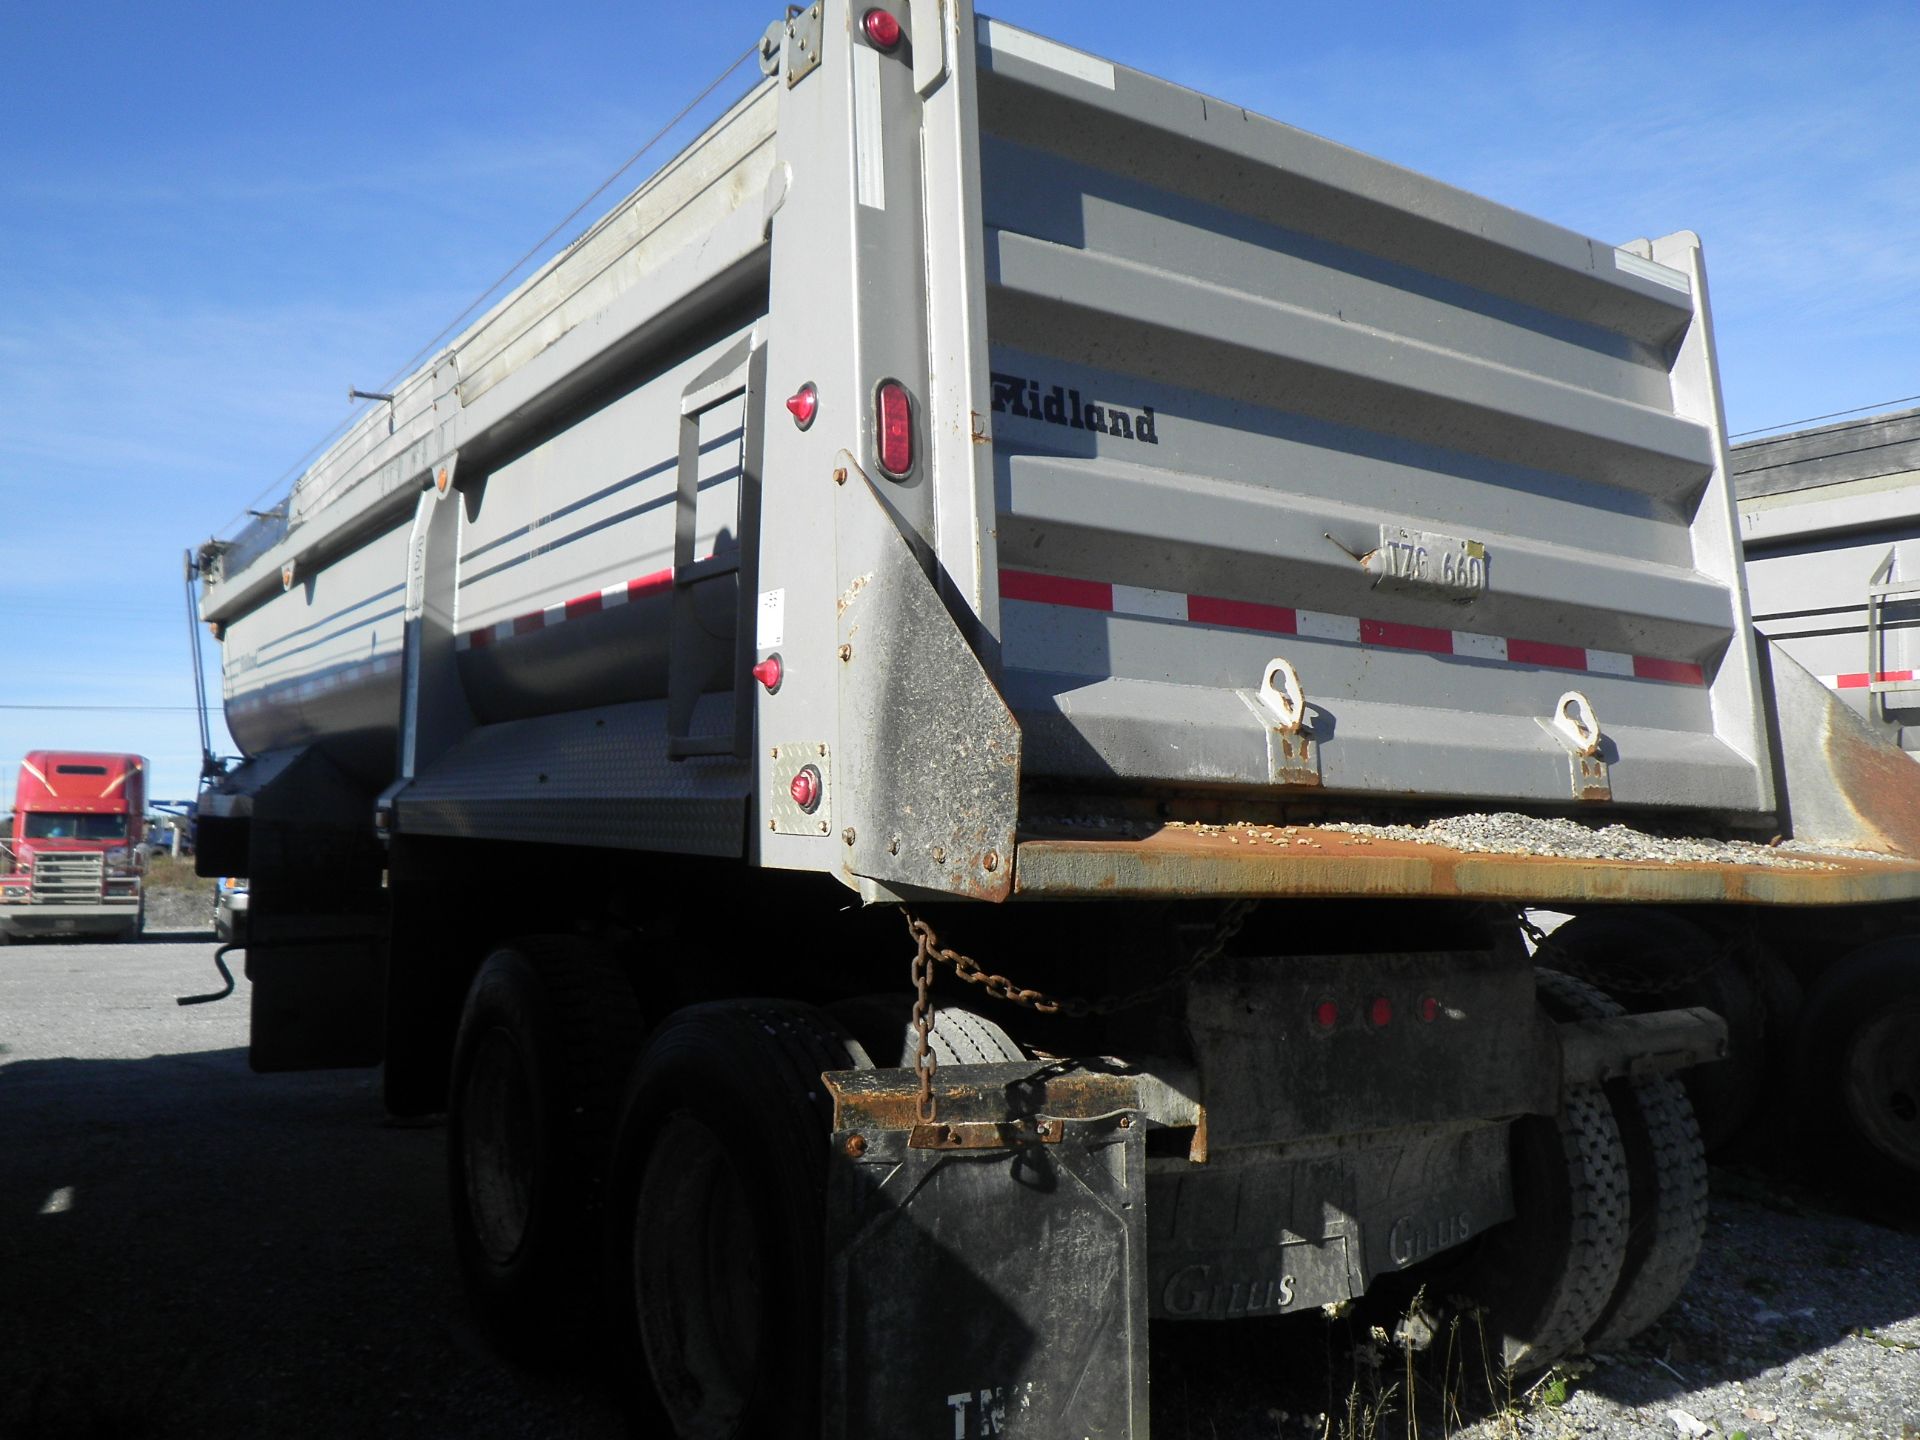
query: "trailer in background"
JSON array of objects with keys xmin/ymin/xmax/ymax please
[
  {"xmin": 1542, "ymin": 408, "xmax": 1920, "ymax": 1213},
  {"xmin": 188, "ymin": 7, "xmax": 1920, "ymax": 1435}
]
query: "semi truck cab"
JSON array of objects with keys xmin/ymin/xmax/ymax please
[{"xmin": 0, "ymin": 751, "xmax": 148, "ymax": 943}]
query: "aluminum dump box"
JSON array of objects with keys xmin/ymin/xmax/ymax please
[{"xmin": 200, "ymin": 9, "xmax": 1795, "ymax": 908}]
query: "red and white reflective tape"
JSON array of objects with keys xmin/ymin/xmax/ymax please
[
  {"xmin": 1000, "ymin": 568, "xmax": 1708, "ymax": 687},
  {"xmin": 1821, "ymin": 670, "xmax": 1914, "ymax": 690},
  {"xmin": 455, "ymin": 568, "xmax": 673, "ymax": 652}
]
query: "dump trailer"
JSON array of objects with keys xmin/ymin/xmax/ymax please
[
  {"xmin": 191, "ymin": 6, "xmax": 1920, "ymax": 1434},
  {"xmin": 1737, "ymin": 405, "xmax": 1920, "ymax": 742}
]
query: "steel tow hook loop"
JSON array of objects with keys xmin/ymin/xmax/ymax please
[
  {"xmin": 1257, "ymin": 656, "xmax": 1308, "ymax": 734},
  {"xmin": 1552, "ymin": 691, "xmax": 1603, "ymax": 757}
]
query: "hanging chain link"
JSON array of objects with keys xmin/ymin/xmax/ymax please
[
  {"xmin": 903, "ymin": 898, "xmax": 1260, "ymax": 1124},
  {"xmin": 909, "ymin": 921, "xmax": 939, "ymax": 1123}
]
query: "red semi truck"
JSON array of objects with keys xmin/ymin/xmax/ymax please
[{"xmin": 0, "ymin": 752, "xmax": 148, "ymax": 943}]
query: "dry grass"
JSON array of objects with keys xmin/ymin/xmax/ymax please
[{"xmin": 142, "ymin": 853, "xmax": 213, "ymax": 896}]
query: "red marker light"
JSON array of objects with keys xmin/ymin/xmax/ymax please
[
  {"xmin": 1369, "ymin": 996, "xmax": 1394, "ymax": 1028},
  {"xmin": 1419, "ymin": 996, "xmax": 1441, "ymax": 1023},
  {"xmin": 789, "ymin": 765, "xmax": 822, "ymax": 812},
  {"xmin": 863, "ymin": 7, "xmax": 902, "ymax": 50},
  {"xmin": 1313, "ymin": 1000, "xmax": 1338, "ymax": 1031},
  {"xmin": 785, "ymin": 383, "xmax": 818, "ymax": 430},
  {"xmin": 751, "ymin": 654, "xmax": 783, "ymax": 693},
  {"xmin": 875, "ymin": 379, "xmax": 913, "ymax": 477}
]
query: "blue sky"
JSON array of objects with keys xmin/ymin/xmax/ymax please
[{"xmin": 2, "ymin": 0, "xmax": 1915, "ymax": 802}]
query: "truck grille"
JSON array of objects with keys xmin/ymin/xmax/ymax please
[{"xmin": 31, "ymin": 853, "xmax": 106, "ymax": 904}]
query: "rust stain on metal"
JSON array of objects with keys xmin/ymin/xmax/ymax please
[
  {"xmin": 1825, "ymin": 707, "xmax": 1920, "ymax": 857},
  {"xmin": 825, "ymin": 1066, "xmax": 1145, "ymax": 1132},
  {"xmin": 908, "ymin": 1119, "xmax": 1062, "ymax": 1150},
  {"xmin": 835, "ymin": 572, "xmax": 873, "ymax": 617},
  {"xmin": 1011, "ymin": 821, "xmax": 1920, "ymax": 908}
]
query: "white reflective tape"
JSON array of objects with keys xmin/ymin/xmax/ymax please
[
  {"xmin": 1294, "ymin": 609, "xmax": 1361, "ymax": 643},
  {"xmin": 853, "ymin": 46, "xmax": 887, "ymax": 211},
  {"xmin": 542, "ymin": 603, "xmax": 566, "ymax": 628},
  {"xmin": 1110, "ymin": 584, "xmax": 1186, "ymax": 621},
  {"xmin": 602, "ymin": 583, "xmax": 631, "ymax": 607},
  {"xmin": 1585, "ymin": 649, "xmax": 1635, "ymax": 677},
  {"xmin": 1452, "ymin": 632, "xmax": 1508, "ymax": 661},
  {"xmin": 980, "ymin": 19, "xmax": 1115, "ymax": 89}
]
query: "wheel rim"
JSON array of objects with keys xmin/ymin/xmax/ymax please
[
  {"xmin": 1843, "ymin": 1000, "xmax": 1920, "ymax": 1170},
  {"xmin": 633, "ymin": 1112, "xmax": 761, "ymax": 1438},
  {"xmin": 461, "ymin": 1027, "xmax": 537, "ymax": 1266}
]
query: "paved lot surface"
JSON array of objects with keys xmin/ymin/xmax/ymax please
[
  {"xmin": 0, "ymin": 935, "xmax": 623, "ymax": 1439},
  {"xmin": 2, "ymin": 934, "xmax": 1916, "ymax": 1439}
]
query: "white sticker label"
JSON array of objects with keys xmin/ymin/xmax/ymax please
[{"xmin": 756, "ymin": 588, "xmax": 786, "ymax": 650}]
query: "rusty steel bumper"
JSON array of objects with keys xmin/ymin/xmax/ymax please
[{"xmin": 1011, "ymin": 824, "xmax": 1920, "ymax": 906}]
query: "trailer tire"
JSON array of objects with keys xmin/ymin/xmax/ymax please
[
  {"xmin": 1534, "ymin": 969, "xmax": 1708, "ymax": 1348},
  {"xmin": 828, "ymin": 993, "xmax": 1027, "ymax": 1066},
  {"xmin": 1793, "ymin": 937, "xmax": 1920, "ymax": 1204},
  {"xmin": 607, "ymin": 1000, "xmax": 857, "ymax": 1440},
  {"xmin": 446, "ymin": 939, "xmax": 643, "ymax": 1351},
  {"xmin": 1537, "ymin": 910, "xmax": 1761, "ymax": 1150}
]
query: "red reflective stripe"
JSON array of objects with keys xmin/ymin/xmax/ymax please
[
  {"xmin": 1360, "ymin": 618, "xmax": 1453, "ymax": 655},
  {"xmin": 512, "ymin": 613, "xmax": 543, "ymax": 636},
  {"xmin": 627, "ymin": 568, "xmax": 674, "ymax": 599},
  {"xmin": 1000, "ymin": 569, "xmax": 1114, "ymax": 611},
  {"xmin": 467, "ymin": 627, "xmax": 492, "ymax": 649},
  {"xmin": 1187, "ymin": 594, "xmax": 1297, "ymax": 635},
  {"xmin": 1833, "ymin": 672, "xmax": 1871, "ymax": 689},
  {"xmin": 1632, "ymin": 656, "xmax": 1707, "ymax": 686},
  {"xmin": 1507, "ymin": 639, "xmax": 1588, "ymax": 671},
  {"xmin": 564, "ymin": 591, "xmax": 604, "ymax": 620}
]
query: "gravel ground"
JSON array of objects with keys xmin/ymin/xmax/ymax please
[{"xmin": 1, "ymin": 935, "xmax": 1915, "ymax": 1439}]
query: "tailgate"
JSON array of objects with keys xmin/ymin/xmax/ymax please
[{"xmin": 971, "ymin": 20, "xmax": 1769, "ymax": 815}]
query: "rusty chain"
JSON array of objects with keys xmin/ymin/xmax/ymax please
[
  {"xmin": 909, "ymin": 921, "xmax": 939, "ymax": 1122},
  {"xmin": 905, "ymin": 898, "xmax": 1259, "ymax": 1123}
]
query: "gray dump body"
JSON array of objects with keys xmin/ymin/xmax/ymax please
[
  {"xmin": 202, "ymin": 6, "xmax": 1803, "ymax": 902},
  {"xmin": 1737, "ymin": 405, "xmax": 1920, "ymax": 753}
]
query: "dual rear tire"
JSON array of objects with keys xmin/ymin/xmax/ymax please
[
  {"xmin": 446, "ymin": 940, "xmax": 643, "ymax": 1350},
  {"xmin": 447, "ymin": 952, "xmax": 1023, "ymax": 1437},
  {"xmin": 1447, "ymin": 967, "xmax": 1708, "ymax": 1372}
]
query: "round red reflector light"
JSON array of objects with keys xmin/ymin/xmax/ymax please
[
  {"xmin": 1420, "ymin": 996, "xmax": 1440, "ymax": 1023},
  {"xmin": 1313, "ymin": 1000, "xmax": 1338, "ymax": 1031},
  {"xmin": 863, "ymin": 8, "xmax": 902, "ymax": 50},
  {"xmin": 785, "ymin": 383, "xmax": 818, "ymax": 430},
  {"xmin": 790, "ymin": 765, "xmax": 822, "ymax": 812},
  {"xmin": 1369, "ymin": 996, "xmax": 1393, "ymax": 1028},
  {"xmin": 752, "ymin": 654, "xmax": 783, "ymax": 693},
  {"xmin": 875, "ymin": 379, "xmax": 913, "ymax": 477}
]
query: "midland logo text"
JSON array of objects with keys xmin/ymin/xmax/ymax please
[{"xmin": 990, "ymin": 371, "xmax": 1159, "ymax": 445}]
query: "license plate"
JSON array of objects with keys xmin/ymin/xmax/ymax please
[{"xmin": 1367, "ymin": 525, "xmax": 1487, "ymax": 600}]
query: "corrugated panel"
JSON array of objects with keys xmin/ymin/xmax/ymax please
[{"xmin": 974, "ymin": 23, "xmax": 1765, "ymax": 814}]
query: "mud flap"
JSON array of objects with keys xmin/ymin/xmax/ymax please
[
  {"xmin": 823, "ymin": 1066, "xmax": 1149, "ymax": 1439},
  {"xmin": 247, "ymin": 940, "xmax": 385, "ymax": 1072}
]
